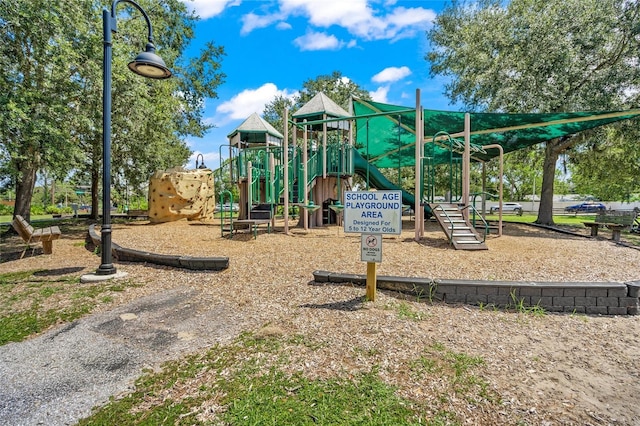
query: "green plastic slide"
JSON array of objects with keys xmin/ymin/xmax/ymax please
[{"xmin": 352, "ymin": 150, "xmax": 432, "ymax": 217}]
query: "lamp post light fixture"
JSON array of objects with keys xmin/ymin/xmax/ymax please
[{"xmin": 96, "ymin": 0, "xmax": 171, "ymax": 276}]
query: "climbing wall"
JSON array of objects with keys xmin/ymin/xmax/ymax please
[{"xmin": 148, "ymin": 167, "xmax": 215, "ymax": 223}]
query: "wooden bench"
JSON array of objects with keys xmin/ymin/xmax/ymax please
[
  {"xmin": 12, "ymin": 215, "xmax": 61, "ymax": 257},
  {"xmin": 126, "ymin": 209, "xmax": 148, "ymax": 218},
  {"xmin": 583, "ymin": 211, "xmax": 634, "ymax": 242}
]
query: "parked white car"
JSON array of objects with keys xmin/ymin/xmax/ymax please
[
  {"xmin": 215, "ymin": 203, "xmax": 239, "ymax": 212},
  {"xmin": 489, "ymin": 202, "xmax": 523, "ymax": 215}
]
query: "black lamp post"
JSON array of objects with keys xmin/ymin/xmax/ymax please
[{"xmin": 96, "ymin": 0, "xmax": 171, "ymax": 276}]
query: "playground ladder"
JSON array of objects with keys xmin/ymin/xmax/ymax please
[
  {"xmin": 219, "ymin": 190, "xmax": 234, "ymax": 238},
  {"xmin": 429, "ymin": 203, "xmax": 487, "ymax": 250}
]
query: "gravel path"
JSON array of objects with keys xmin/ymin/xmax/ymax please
[{"xmin": 0, "ymin": 288, "xmax": 248, "ymax": 425}]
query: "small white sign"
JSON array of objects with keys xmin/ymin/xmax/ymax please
[
  {"xmin": 361, "ymin": 234, "xmax": 382, "ymax": 263},
  {"xmin": 343, "ymin": 190, "xmax": 402, "ymax": 235}
]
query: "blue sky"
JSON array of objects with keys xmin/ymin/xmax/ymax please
[{"xmin": 179, "ymin": 0, "xmax": 454, "ymax": 169}]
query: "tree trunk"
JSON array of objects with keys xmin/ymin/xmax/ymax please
[
  {"xmin": 535, "ymin": 142, "xmax": 559, "ymax": 225},
  {"xmin": 14, "ymin": 160, "xmax": 38, "ymax": 222},
  {"xmin": 91, "ymin": 167, "xmax": 100, "ymax": 220},
  {"xmin": 536, "ymin": 136, "xmax": 576, "ymax": 225}
]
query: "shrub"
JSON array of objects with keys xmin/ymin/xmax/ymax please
[
  {"xmin": 0, "ymin": 204, "xmax": 13, "ymax": 215},
  {"xmin": 30, "ymin": 205, "xmax": 45, "ymax": 216},
  {"xmin": 45, "ymin": 206, "xmax": 61, "ymax": 214}
]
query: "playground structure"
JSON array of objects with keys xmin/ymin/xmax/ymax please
[
  {"xmin": 147, "ymin": 158, "xmax": 216, "ymax": 223},
  {"xmin": 220, "ymin": 94, "xmax": 355, "ymax": 236},
  {"xmin": 217, "ymin": 90, "xmax": 640, "ymax": 249}
]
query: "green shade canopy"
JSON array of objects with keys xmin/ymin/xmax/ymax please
[{"xmin": 352, "ymin": 97, "xmax": 640, "ymax": 169}]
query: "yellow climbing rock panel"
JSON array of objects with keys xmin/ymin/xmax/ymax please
[{"xmin": 148, "ymin": 167, "xmax": 215, "ymax": 223}]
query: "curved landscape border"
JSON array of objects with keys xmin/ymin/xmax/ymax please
[{"xmin": 87, "ymin": 224, "xmax": 229, "ymax": 271}]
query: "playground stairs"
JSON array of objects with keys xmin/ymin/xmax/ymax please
[
  {"xmin": 429, "ymin": 203, "xmax": 488, "ymax": 250},
  {"xmin": 249, "ymin": 203, "xmax": 273, "ymax": 220},
  {"xmin": 279, "ymin": 179, "xmax": 301, "ymax": 204}
]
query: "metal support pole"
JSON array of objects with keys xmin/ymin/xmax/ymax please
[
  {"xmin": 284, "ymin": 108, "xmax": 289, "ymax": 234},
  {"xmin": 97, "ymin": 8, "xmax": 116, "ymax": 275},
  {"xmin": 463, "ymin": 113, "xmax": 471, "ymax": 221},
  {"xmin": 95, "ymin": 0, "xmax": 170, "ymax": 277},
  {"xmin": 414, "ymin": 89, "xmax": 422, "ymax": 241},
  {"xmin": 303, "ymin": 121, "xmax": 308, "ymax": 230}
]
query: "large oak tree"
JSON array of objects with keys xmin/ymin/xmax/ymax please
[{"xmin": 426, "ymin": 0, "xmax": 640, "ymax": 224}]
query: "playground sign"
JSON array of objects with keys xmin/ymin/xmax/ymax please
[
  {"xmin": 343, "ymin": 190, "xmax": 403, "ymax": 235},
  {"xmin": 361, "ymin": 234, "xmax": 382, "ymax": 262}
]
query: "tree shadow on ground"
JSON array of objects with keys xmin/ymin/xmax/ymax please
[
  {"xmin": 300, "ymin": 296, "xmax": 364, "ymax": 312},
  {"xmin": 0, "ymin": 247, "xmax": 44, "ymax": 263},
  {"xmin": 33, "ymin": 267, "xmax": 85, "ymax": 277}
]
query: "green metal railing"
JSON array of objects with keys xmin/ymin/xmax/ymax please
[
  {"xmin": 325, "ymin": 143, "xmax": 353, "ymax": 176},
  {"xmin": 249, "ymin": 165, "xmax": 261, "ymax": 205},
  {"xmin": 423, "ymin": 132, "xmax": 463, "ymax": 203},
  {"xmin": 296, "ymin": 151, "xmax": 319, "ymax": 203},
  {"xmin": 460, "ymin": 204, "xmax": 489, "ymax": 242},
  {"xmin": 235, "ymin": 144, "xmax": 353, "ymax": 205}
]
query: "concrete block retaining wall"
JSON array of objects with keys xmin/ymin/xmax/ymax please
[{"xmin": 313, "ymin": 270, "xmax": 640, "ymax": 316}]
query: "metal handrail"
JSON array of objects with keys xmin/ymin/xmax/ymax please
[
  {"xmin": 432, "ymin": 203, "xmax": 458, "ymax": 246},
  {"xmin": 460, "ymin": 204, "xmax": 489, "ymax": 242}
]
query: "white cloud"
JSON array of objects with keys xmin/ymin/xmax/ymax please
[
  {"xmin": 183, "ymin": 0, "xmax": 241, "ymax": 20},
  {"xmin": 387, "ymin": 6, "xmax": 434, "ymax": 27},
  {"xmin": 202, "ymin": 116, "xmax": 217, "ymax": 127},
  {"xmin": 215, "ymin": 83, "xmax": 296, "ymax": 123},
  {"xmin": 383, "ymin": 7, "xmax": 436, "ymax": 40},
  {"xmin": 241, "ymin": 12, "xmax": 284, "ymax": 35},
  {"xmin": 276, "ymin": 21, "xmax": 292, "ymax": 30},
  {"xmin": 233, "ymin": 0, "xmax": 438, "ymax": 50},
  {"xmin": 281, "ymin": 0, "xmax": 372, "ymax": 27},
  {"xmin": 370, "ymin": 86, "xmax": 389, "ymax": 103},
  {"xmin": 277, "ymin": 0, "xmax": 436, "ymax": 41},
  {"xmin": 371, "ymin": 66, "xmax": 411, "ymax": 83},
  {"xmin": 293, "ymin": 31, "xmax": 343, "ymax": 51}
]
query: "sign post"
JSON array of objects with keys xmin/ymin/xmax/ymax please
[{"xmin": 344, "ymin": 190, "xmax": 402, "ymax": 301}]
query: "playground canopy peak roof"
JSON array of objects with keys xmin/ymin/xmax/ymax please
[
  {"xmin": 227, "ymin": 112, "xmax": 283, "ymax": 147},
  {"xmin": 351, "ymin": 97, "xmax": 640, "ymax": 169},
  {"xmin": 293, "ymin": 92, "xmax": 350, "ymax": 131}
]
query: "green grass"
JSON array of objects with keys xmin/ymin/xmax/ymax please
[
  {"xmin": 482, "ymin": 212, "xmax": 596, "ymax": 226},
  {"xmin": 77, "ymin": 332, "xmax": 499, "ymax": 426},
  {"xmin": 393, "ymin": 301, "xmax": 426, "ymax": 321},
  {"xmin": 508, "ymin": 289, "xmax": 546, "ymax": 316},
  {"xmin": 0, "ymin": 214, "xmax": 61, "ymax": 224},
  {"xmin": 483, "ymin": 213, "xmax": 640, "ymax": 246},
  {"xmin": 0, "ymin": 270, "xmax": 141, "ymax": 345}
]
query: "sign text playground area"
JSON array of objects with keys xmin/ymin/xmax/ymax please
[{"xmin": 343, "ymin": 190, "xmax": 402, "ymax": 235}]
